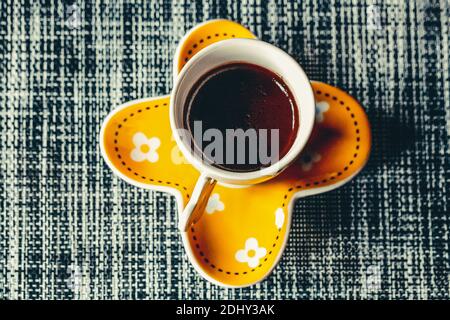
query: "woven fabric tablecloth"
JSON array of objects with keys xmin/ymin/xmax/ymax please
[{"xmin": 0, "ymin": 0, "xmax": 449, "ymax": 299}]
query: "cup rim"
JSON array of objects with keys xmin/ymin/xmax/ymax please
[{"xmin": 170, "ymin": 38, "xmax": 315, "ymax": 183}]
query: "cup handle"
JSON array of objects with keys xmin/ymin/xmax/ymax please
[{"xmin": 178, "ymin": 173, "xmax": 217, "ymax": 231}]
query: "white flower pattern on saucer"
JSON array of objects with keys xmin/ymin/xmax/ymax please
[
  {"xmin": 206, "ymin": 193, "xmax": 224, "ymax": 214},
  {"xmin": 171, "ymin": 145, "xmax": 189, "ymax": 165},
  {"xmin": 300, "ymin": 152, "xmax": 321, "ymax": 171},
  {"xmin": 275, "ymin": 208, "xmax": 285, "ymax": 229},
  {"xmin": 130, "ymin": 132, "xmax": 160, "ymax": 163},
  {"xmin": 235, "ymin": 238, "xmax": 267, "ymax": 268},
  {"xmin": 171, "ymin": 135, "xmax": 189, "ymax": 165},
  {"xmin": 315, "ymin": 101, "xmax": 329, "ymax": 123}
]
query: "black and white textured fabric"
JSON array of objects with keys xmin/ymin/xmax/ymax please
[{"xmin": 0, "ymin": 0, "xmax": 449, "ymax": 299}]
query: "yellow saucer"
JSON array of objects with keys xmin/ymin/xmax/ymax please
[{"xmin": 100, "ymin": 19, "xmax": 371, "ymax": 287}]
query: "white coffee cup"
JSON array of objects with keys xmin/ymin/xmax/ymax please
[{"xmin": 170, "ymin": 39, "xmax": 315, "ymax": 231}]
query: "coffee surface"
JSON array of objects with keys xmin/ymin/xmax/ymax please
[{"xmin": 185, "ymin": 62, "xmax": 299, "ymax": 172}]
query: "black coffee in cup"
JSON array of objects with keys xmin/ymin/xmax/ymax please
[{"xmin": 184, "ymin": 62, "xmax": 299, "ymax": 172}]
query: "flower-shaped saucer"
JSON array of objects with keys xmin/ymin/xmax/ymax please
[{"xmin": 100, "ymin": 19, "xmax": 371, "ymax": 287}]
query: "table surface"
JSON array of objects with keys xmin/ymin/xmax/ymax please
[{"xmin": 0, "ymin": 0, "xmax": 449, "ymax": 299}]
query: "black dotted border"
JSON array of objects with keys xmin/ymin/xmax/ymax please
[
  {"xmin": 183, "ymin": 33, "xmax": 236, "ymax": 66},
  {"xmin": 113, "ymin": 102, "xmax": 191, "ymax": 199},
  {"xmin": 280, "ymin": 90, "xmax": 360, "ymax": 208},
  {"xmin": 191, "ymin": 226, "xmax": 281, "ymax": 275},
  {"xmin": 191, "ymin": 89, "xmax": 361, "ymax": 276}
]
